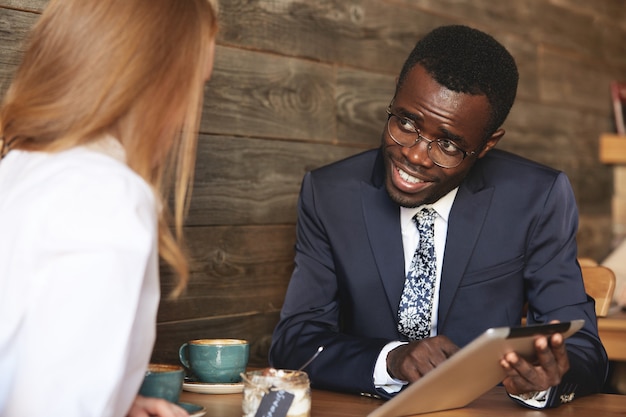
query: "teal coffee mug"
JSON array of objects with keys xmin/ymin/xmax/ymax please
[
  {"xmin": 138, "ymin": 363, "xmax": 184, "ymax": 403},
  {"xmin": 179, "ymin": 339, "xmax": 249, "ymax": 383}
]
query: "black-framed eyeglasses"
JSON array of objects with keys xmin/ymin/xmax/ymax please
[{"xmin": 386, "ymin": 108, "xmax": 477, "ymax": 168}]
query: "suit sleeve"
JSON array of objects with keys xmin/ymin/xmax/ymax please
[
  {"xmin": 520, "ymin": 172, "xmax": 608, "ymax": 407},
  {"xmin": 269, "ymin": 172, "xmax": 390, "ymax": 396}
]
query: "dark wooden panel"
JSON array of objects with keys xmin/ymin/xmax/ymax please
[
  {"xmin": 499, "ymin": 99, "xmax": 613, "ymax": 259},
  {"xmin": 528, "ymin": 1, "xmax": 626, "ymax": 68},
  {"xmin": 392, "ymin": 0, "xmax": 626, "ymax": 67},
  {"xmin": 185, "ymin": 134, "xmax": 366, "ymax": 226},
  {"xmin": 547, "ymin": 0, "xmax": 626, "ymax": 21},
  {"xmin": 496, "ymin": 121, "xmax": 613, "ymax": 259},
  {"xmin": 596, "ymin": 19, "xmax": 626, "ymax": 69},
  {"xmin": 496, "ymin": 33, "xmax": 540, "ymax": 102},
  {"xmin": 217, "ymin": 0, "xmax": 451, "ymax": 73},
  {"xmin": 158, "ymin": 224, "xmax": 296, "ymax": 322},
  {"xmin": 577, "ymin": 214, "xmax": 613, "ymax": 261},
  {"xmin": 336, "ymin": 68, "xmax": 395, "ymax": 146},
  {"xmin": 538, "ymin": 48, "xmax": 614, "ymax": 113},
  {"xmin": 504, "ymin": 100, "xmax": 601, "ymax": 160},
  {"xmin": 0, "ymin": 8, "xmax": 37, "ymax": 94},
  {"xmin": 201, "ymin": 46, "xmax": 336, "ymax": 142},
  {"xmin": 0, "ymin": 0, "xmax": 47, "ymax": 11},
  {"xmin": 152, "ymin": 311, "xmax": 279, "ymax": 368}
]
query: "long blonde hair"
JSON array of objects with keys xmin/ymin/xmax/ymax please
[{"xmin": 0, "ymin": 0, "xmax": 219, "ymax": 296}]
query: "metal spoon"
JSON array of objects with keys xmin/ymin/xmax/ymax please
[{"xmin": 298, "ymin": 346, "xmax": 324, "ymax": 371}]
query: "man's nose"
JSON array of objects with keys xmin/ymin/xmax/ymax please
[{"xmin": 402, "ymin": 139, "xmax": 434, "ymax": 168}]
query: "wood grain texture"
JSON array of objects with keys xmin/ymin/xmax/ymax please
[
  {"xmin": 201, "ymin": 46, "xmax": 336, "ymax": 142},
  {"xmin": 158, "ymin": 224, "xmax": 295, "ymax": 322},
  {"xmin": 539, "ymin": 47, "xmax": 615, "ymax": 113},
  {"xmin": 336, "ymin": 68, "xmax": 395, "ymax": 146},
  {"xmin": 391, "ymin": 0, "xmax": 626, "ymax": 67},
  {"xmin": 0, "ymin": 7, "xmax": 36, "ymax": 93},
  {"xmin": 217, "ymin": 0, "xmax": 451, "ymax": 73},
  {"xmin": 500, "ymin": 100, "xmax": 613, "ymax": 210},
  {"xmin": 0, "ymin": 0, "xmax": 47, "ymax": 12},
  {"xmin": 186, "ymin": 134, "xmax": 365, "ymax": 226}
]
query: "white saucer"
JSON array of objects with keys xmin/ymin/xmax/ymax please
[
  {"xmin": 182, "ymin": 380, "xmax": 244, "ymax": 394},
  {"xmin": 178, "ymin": 402, "xmax": 206, "ymax": 417}
]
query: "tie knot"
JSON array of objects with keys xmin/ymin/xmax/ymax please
[{"xmin": 414, "ymin": 207, "xmax": 437, "ymax": 225}]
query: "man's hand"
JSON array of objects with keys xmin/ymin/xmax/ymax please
[
  {"xmin": 386, "ymin": 335, "xmax": 460, "ymax": 382},
  {"xmin": 500, "ymin": 328, "xmax": 570, "ymax": 395},
  {"xmin": 126, "ymin": 395, "xmax": 189, "ymax": 417}
]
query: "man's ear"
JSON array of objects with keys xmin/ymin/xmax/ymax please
[{"xmin": 477, "ymin": 128, "xmax": 505, "ymax": 158}]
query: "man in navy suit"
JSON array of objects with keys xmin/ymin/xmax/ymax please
[{"xmin": 269, "ymin": 25, "xmax": 607, "ymax": 408}]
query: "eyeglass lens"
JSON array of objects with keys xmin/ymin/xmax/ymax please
[{"xmin": 387, "ymin": 115, "xmax": 464, "ymax": 168}]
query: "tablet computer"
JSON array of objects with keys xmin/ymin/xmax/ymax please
[{"xmin": 366, "ymin": 319, "xmax": 585, "ymax": 417}]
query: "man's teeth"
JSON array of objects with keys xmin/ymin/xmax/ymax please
[{"xmin": 398, "ymin": 168, "xmax": 423, "ymax": 183}]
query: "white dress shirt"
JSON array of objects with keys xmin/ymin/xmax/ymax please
[
  {"xmin": 0, "ymin": 136, "xmax": 160, "ymax": 417},
  {"xmin": 373, "ymin": 188, "xmax": 458, "ymax": 391}
]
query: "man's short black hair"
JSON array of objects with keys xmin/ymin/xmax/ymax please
[{"xmin": 397, "ymin": 25, "xmax": 519, "ymax": 137}]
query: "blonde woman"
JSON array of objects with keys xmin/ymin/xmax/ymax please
[{"xmin": 0, "ymin": 0, "xmax": 218, "ymax": 416}]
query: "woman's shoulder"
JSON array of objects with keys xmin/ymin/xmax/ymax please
[
  {"xmin": 0, "ymin": 145, "xmax": 157, "ymax": 234},
  {"xmin": 4, "ymin": 143, "xmax": 153, "ymax": 206}
]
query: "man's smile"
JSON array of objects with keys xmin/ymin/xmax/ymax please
[
  {"xmin": 391, "ymin": 162, "xmax": 434, "ymax": 194},
  {"xmin": 398, "ymin": 166, "xmax": 425, "ymax": 184}
]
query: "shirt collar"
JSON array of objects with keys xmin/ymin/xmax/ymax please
[{"xmin": 400, "ymin": 187, "xmax": 459, "ymax": 228}]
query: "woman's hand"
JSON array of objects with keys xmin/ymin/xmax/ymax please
[{"xmin": 126, "ymin": 395, "xmax": 189, "ymax": 417}]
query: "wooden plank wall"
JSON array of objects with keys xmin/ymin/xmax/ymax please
[{"xmin": 1, "ymin": 0, "xmax": 625, "ymax": 367}]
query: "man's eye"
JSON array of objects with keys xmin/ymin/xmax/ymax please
[
  {"xmin": 398, "ymin": 118, "xmax": 417, "ymax": 133},
  {"xmin": 437, "ymin": 139, "xmax": 461, "ymax": 155}
]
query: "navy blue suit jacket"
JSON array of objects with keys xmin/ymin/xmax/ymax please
[{"xmin": 269, "ymin": 148, "xmax": 607, "ymax": 406}]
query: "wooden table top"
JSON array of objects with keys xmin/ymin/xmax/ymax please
[
  {"xmin": 179, "ymin": 312, "xmax": 626, "ymax": 415},
  {"xmin": 180, "ymin": 385, "xmax": 626, "ymax": 417}
]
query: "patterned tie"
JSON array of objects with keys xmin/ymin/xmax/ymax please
[{"xmin": 397, "ymin": 207, "xmax": 437, "ymax": 340}]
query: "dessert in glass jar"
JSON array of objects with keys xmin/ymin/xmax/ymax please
[{"xmin": 242, "ymin": 368, "xmax": 311, "ymax": 417}]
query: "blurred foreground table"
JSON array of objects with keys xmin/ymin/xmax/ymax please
[{"xmin": 180, "ymin": 385, "xmax": 626, "ymax": 417}]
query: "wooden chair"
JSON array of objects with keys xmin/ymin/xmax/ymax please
[
  {"xmin": 578, "ymin": 257, "xmax": 599, "ymax": 267},
  {"xmin": 581, "ymin": 265, "xmax": 616, "ymax": 317}
]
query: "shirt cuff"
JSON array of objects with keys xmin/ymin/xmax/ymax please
[
  {"xmin": 509, "ymin": 387, "xmax": 552, "ymax": 408},
  {"xmin": 373, "ymin": 341, "xmax": 409, "ymax": 393}
]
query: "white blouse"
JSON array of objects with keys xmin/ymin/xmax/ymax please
[{"xmin": 0, "ymin": 136, "xmax": 160, "ymax": 417}]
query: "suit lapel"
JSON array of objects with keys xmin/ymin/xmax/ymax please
[
  {"xmin": 361, "ymin": 154, "xmax": 405, "ymax": 319},
  {"xmin": 437, "ymin": 165, "xmax": 494, "ymax": 330}
]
